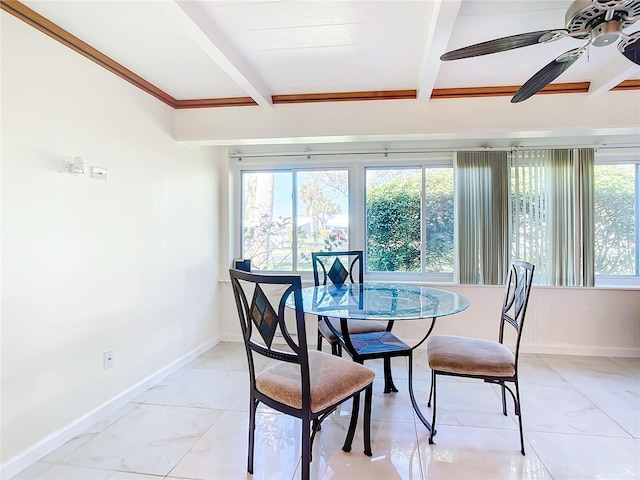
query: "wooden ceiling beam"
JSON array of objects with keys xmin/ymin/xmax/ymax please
[{"xmin": 431, "ymin": 83, "xmax": 591, "ymax": 99}]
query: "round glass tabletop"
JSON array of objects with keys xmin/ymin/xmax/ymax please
[{"xmin": 291, "ymin": 282, "xmax": 469, "ymax": 321}]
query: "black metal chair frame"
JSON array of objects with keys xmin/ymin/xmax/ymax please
[
  {"xmin": 312, "ymin": 251, "xmax": 368, "ymax": 356},
  {"xmin": 229, "ymin": 268, "xmax": 373, "ymax": 480},
  {"xmin": 312, "ymin": 250, "xmax": 410, "ymax": 394},
  {"xmin": 427, "ymin": 259, "xmax": 535, "ymax": 454}
]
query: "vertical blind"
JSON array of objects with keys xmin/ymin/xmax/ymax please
[
  {"xmin": 458, "ymin": 148, "xmax": 595, "ymax": 286},
  {"xmin": 456, "ymin": 151, "xmax": 509, "ymax": 285},
  {"xmin": 511, "ymin": 148, "xmax": 594, "ymax": 286}
]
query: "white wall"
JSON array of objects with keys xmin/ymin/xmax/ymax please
[{"xmin": 1, "ymin": 12, "xmax": 220, "ymax": 468}]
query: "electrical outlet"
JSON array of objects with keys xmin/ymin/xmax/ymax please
[
  {"xmin": 91, "ymin": 167, "xmax": 109, "ymax": 181},
  {"xmin": 103, "ymin": 349, "xmax": 114, "ymax": 369}
]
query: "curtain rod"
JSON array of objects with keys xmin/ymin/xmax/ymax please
[{"xmin": 229, "ymin": 144, "xmax": 638, "ymax": 160}]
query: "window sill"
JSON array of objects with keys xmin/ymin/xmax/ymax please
[{"xmin": 594, "ymin": 276, "xmax": 640, "ymax": 289}]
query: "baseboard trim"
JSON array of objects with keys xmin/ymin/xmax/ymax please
[
  {"xmin": 220, "ymin": 333, "xmax": 243, "ymax": 343},
  {"xmin": 519, "ymin": 344, "xmax": 640, "ymax": 358},
  {"xmin": 0, "ymin": 336, "xmax": 221, "ymax": 480},
  {"xmin": 413, "ymin": 341, "xmax": 639, "ymax": 358}
]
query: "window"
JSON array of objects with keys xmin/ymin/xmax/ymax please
[
  {"xmin": 238, "ymin": 155, "xmax": 453, "ymax": 278},
  {"xmin": 242, "ymin": 171, "xmax": 293, "ymax": 271},
  {"xmin": 365, "ymin": 166, "xmax": 454, "ymax": 275},
  {"xmin": 242, "ymin": 169, "xmax": 349, "ymax": 271},
  {"xmin": 296, "ymin": 170, "xmax": 349, "ymax": 270},
  {"xmin": 366, "ymin": 167, "xmax": 421, "ymax": 272},
  {"xmin": 235, "ymin": 148, "xmax": 638, "ymax": 288},
  {"xmin": 424, "ymin": 168, "xmax": 455, "ymax": 273},
  {"xmin": 594, "ymin": 162, "xmax": 639, "ymax": 281}
]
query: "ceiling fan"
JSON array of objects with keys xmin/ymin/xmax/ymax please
[{"xmin": 440, "ymin": 0, "xmax": 640, "ymax": 103}]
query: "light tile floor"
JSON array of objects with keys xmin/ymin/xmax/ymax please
[{"xmin": 12, "ymin": 342, "xmax": 640, "ymax": 480}]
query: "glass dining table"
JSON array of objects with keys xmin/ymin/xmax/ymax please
[{"xmin": 289, "ymin": 282, "xmax": 469, "ymax": 432}]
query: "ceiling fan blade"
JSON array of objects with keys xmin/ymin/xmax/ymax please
[
  {"xmin": 619, "ymin": 32, "xmax": 640, "ymax": 66},
  {"xmin": 440, "ymin": 30, "xmax": 567, "ymax": 61},
  {"xmin": 511, "ymin": 47, "xmax": 585, "ymax": 103}
]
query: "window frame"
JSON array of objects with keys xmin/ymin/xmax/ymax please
[
  {"xmin": 232, "ymin": 152, "xmax": 455, "ymax": 282},
  {"xmin": 363, "ymin": 161, "xmax": 455, "ymax": 281},
  {"xmin": 593, "ymin": 153, "xmax": 640, "ymax": 287},
  {"xmin": 239, "ymin": 165, "xmax": 353, "ymax": 273}
]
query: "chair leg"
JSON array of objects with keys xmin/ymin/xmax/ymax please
[
  {"xmin": 501, "ymin": 382, "xmax": 507, "ymax": 416},
  {"xmin": 429, "ymin": 370, "xmax": 437, "ymax": 445},
  {"xmin": 248, "ymin": 396, "xmax": 258, "ymax": 474},
  {"xmin": 427, "ymin": 372, "xmax": 434, "ymax": 408},
  {"xmin": 383, "ymin": 357, "xmax": 399, "ymax": 393},
  {"xmin": 301, "ymin": 419, "xmax": 311, "ymax": 480},
  {"xmin": 342, "ymin": 392, "xmax": 361, "ymax": 453},
  {"xmin": 363, "ymin": 385, "xmax": 373, "ymax": 456},
  {"xmin": 513, "ymin": 382, "xmax": 521, "ymax": 416},
  {"xmin": 515, "ymin": 379, "xmax": 525, "ymax": 455},
  {"xmin": 317, "ymin": 331, "xmax": 323, "ymax": 351}
]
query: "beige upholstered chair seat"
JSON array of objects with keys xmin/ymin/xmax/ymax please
[
  {"xmin": 427, "ymin": 335, "xmax": 515, "ymax": 377},
  {"xmin": 318, "ymin": 318, "xmax": 386, "ymax": 343},
  {"xmin": 257, "ymin": 350, "xmax": 375, "ymax": 413}
]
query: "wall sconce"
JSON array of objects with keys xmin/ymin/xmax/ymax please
[{"xmin": 62, "ymin": 156, "xmax": 87, "ymax": 175}]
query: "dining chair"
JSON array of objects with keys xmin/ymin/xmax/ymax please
[
  {"xmin": 312, "ymin": 250, "xmax": 410, "ymax": 394},
  {"xmin": 426, "ymin": 259, "xmax": 535, "ymax": 454},
  {"xmin": 229, "ymin": 268, "xmax": 375, "ymax": 480}
]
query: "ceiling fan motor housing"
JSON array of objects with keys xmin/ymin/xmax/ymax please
[{"xmin": 566, "ymin": 0, "xmax": 640, "ymax": 42}]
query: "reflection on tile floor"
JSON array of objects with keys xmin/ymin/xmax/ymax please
[{"xmin": 11, "ymin": 343, "xmax": 640, "ymax": 480}]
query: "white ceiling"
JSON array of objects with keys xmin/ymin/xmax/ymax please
[{"xmin": 19, "ymin": 0, "xmax": 640, "ymax": 106}]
